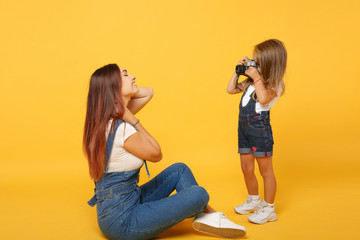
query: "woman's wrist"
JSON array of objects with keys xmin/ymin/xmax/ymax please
[
  {"xmin": 133, "ymin": 119, "xmax": 140, "ymax": 127},
  {"xmin": 128, "ymin": 116, "xmax": 139, "ymax": 126},
  {"xmin": 123, "ymin": 108, "xmax": 138, "ymax": 124}
]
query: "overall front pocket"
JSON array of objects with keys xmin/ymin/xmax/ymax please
[{"xmin": 248, "ymin": 116, "xmax": 265, "ymax": 130}]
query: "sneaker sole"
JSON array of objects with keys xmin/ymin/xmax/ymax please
[
  {"xmin": 248, "ymin": 214, "xmax": 278, "ymax": 224},
  {"xmin": 234, "ymin": 207, "xmax": 259, "ymax": 215},
  {"xmin": 192, "ymin": 222, "xmax": 246, "ymax": 239}
]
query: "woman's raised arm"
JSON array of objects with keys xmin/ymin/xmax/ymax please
[
  {"xmin": 127, "ymin": 87, "xmax": 154, "ymax": 114},
  {"xmin": 122, "ymin": 108, "xmax": 162, "ymax": 162}
]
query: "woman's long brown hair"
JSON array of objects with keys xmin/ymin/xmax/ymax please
[
  {"xmin": 252, "ymin": 39, "xmax": 287, "ymax": 96},
  {"xmin": 83, "ymin": 64, "xmax": 125, "ymax": 181}
]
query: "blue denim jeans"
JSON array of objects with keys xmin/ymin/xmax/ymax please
[{"xmin": 90, "ymin": 163, "xmax": 209, "ymax": 240}]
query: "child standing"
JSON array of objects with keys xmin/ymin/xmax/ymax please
[{"xmin": 226, "ymin": 39, "xmax": 287, "ymax": 224}]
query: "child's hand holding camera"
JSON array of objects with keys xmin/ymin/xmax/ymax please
[
  {"xmin": 237, "ymin": 56, "xmax": 249, "ymax": 66},
  {"xmin": 245, "ymin": 67, "xmax": 261, "ymax": 81}
]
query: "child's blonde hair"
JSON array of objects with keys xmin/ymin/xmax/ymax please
[{"xmin": 253, "ymin": 39, "xmax": 287, "ymax": 96}]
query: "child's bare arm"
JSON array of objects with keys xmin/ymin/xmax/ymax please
[
  {"xmin": 245, "ymin": 67, "xmax": 276, "ymax": 104},
  {"xmin": 227, "ymin": 73, "xmax": 245, "ymax": 94},
  {"xmin": 227, "ymin": 57, "xmax": 249, "ymax": 94}
]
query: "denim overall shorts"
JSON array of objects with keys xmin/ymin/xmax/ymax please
[{"xmin": 238, "ymin": 85, "xmax": 274, "ymax": 157}]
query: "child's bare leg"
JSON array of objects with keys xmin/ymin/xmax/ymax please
[
  {"xmin": 256, "ymin": 156, "xmax": 276, "ymax": 203},
  {"xmin": 240, "ymin": 153, "xmax": 258, "ymax": 195}
]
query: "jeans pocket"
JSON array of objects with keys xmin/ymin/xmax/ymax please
[
  {"xmin": 97, "ymin": 198, "xmax": 112, "ymax": 221},
  {"xmin": 97, "ymin": 193, "xmax": 134, "ymax": 222}
]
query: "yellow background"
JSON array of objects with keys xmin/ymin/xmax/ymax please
[{"xmin": 1, "ymin": 0, "xmax": 359, "ymax": 239}]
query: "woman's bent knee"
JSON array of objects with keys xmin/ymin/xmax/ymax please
[
  {"xmin": 196, "ymin": 186, "xmax": 209, "ymax": 204},
  {"xmin": 190, "ymin": 186, "xmax": 209, "ymax": 216},
  {"xmin": 186, "ymin": 186, "xmax": 209, "ymax": 207},
  {"xmin": 172, "ymin": 162, "xmax": 194, "ymax": 178},
  {"xmin": 171, "ymin": 162, "xmax": 189, "ymax": 171}
]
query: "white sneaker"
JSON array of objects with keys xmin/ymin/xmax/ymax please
[
  {"xmin": 234, "ymin": 195, "xmax": 261, "ymax": 214},
  {"xmin": 192, "ymin": 212, "xmax": 246, "ymax": 238},
  {"xmin": 248, "ymin": 201, "xmax": 278, "ymax": 224}
]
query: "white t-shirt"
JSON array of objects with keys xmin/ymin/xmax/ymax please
[
  {"xmin": 105, "ymin": 119, "xmax": 144, "ymax": 172},
  {"xmin": 241, "ymin": 82, "xmax": 282, "ymax": 113}
]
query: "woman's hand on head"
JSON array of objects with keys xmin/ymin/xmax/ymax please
[
  {"xmin": 131, "ymin": 87, "xmax": 154, "ymax": 100},
  {"xmin": 127, "ymin": 87, "xmax": 154, "ymax": 115}
]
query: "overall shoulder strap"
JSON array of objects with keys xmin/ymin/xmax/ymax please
[
  {"xmin": 104, "ymin": 119, "xmax": 124, "ymax": 172},
  {"xmin": 87, "ymin": 119, "xmax": 124, "ymax": 207}
]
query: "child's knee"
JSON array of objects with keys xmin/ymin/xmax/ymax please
[
  {"xmin": 259, "ymin": 167, "xmax": 274, "ymax": 178},
  {"xmin": 241, "ymin": 166, "xmax": 255, "ymax": 175}
]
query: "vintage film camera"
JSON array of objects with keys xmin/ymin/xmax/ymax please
[
  {"xmin": 234, "ymin": 59, "xmax": 259, "ymax": 90},
  {"xmin": 235, "ymin": 59, "xmax": 258, "ymax": 77}
]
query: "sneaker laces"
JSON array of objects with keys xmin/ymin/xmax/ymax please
[
  {"xmin": 255, "ymin": 202, "xmax": 270, "ymax": 214},
  {"xmin": 238, "ymin": 199, "xmax": 250, "ymax": 207},
  {"xmin": 254, "ymin": 205, "xmax": 264, "ymax": 214}
]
